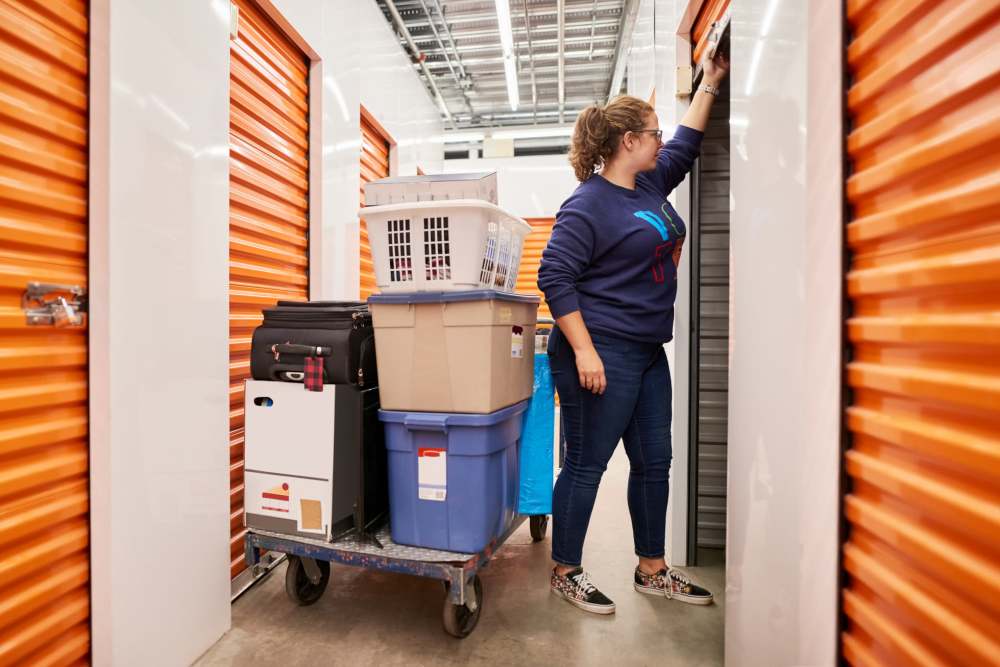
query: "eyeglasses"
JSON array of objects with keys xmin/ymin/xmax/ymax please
[{"xmin": 631, "ymin": 128, "xmax": 663, "ymax": 142}]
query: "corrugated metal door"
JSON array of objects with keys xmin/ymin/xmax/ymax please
[
  {"xmin": 842, "ymin": 1, "xmax": 1000, "ymax": 664},
  {"xmin": 359, "ymin": 111, "xmax": 390, "ymax": 301},
  {"xmin": 689, "ymin": 82, "xmax": 729, "ymax": 552},
  {"xmin": 229, "ymin": 0, "xmax": 310, "ymax": 580},
  {"xmin": 0, "ymin": 0, "xmax": 91, "ymax": 663},
  {"xmin": 517, "ymin": 217, "xmax": 554, "ymax": 320}
]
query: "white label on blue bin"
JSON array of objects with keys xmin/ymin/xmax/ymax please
[
  {"xmin": 511, "ymin": 326, "xmax": 524, "ymax": 358},
  {"xmin": 418, "ymin": 447, "xmax": 447, "ymax": 502}
]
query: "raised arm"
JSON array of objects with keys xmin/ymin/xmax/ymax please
[
  {"xmin": 679, "ymin": 51, "xmax": 730, "ymax": 132},
  {"xmin": 651, "ymin": 52, "xmax": 730, "ymax": 194}
]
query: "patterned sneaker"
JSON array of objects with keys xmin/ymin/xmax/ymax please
[
  {"xmin": 634, "ymin": 566, "xmax": 714, "ymax": 605},
  {"xmin": 550, "ymin": 567, "xmax": 616, "ymax": 615}
]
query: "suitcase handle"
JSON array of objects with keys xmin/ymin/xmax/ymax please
[
  {"xmin": 271, "ymin": 343, "xmax": 332, "ymax": 360},
  {"xmin": 403, "ymin": 414, "xmax": 450, "ymax": 433}
]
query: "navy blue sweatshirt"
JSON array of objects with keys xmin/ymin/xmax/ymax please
[{"xmin": 538, "ymin": 125, "xmax": 704, "ymax": 344}]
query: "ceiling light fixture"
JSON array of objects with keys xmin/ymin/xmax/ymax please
[{"xmin": 494, "ymin": 0, "xmax": 520, "ymax": 111}]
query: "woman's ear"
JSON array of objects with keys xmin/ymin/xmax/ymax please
[{"xmin": 621, "ymin": 131, "xmax": 635, "ymax": 152}]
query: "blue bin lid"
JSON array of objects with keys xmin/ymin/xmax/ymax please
[
  {"xmin": 379, "ymin": 399, "xmax": 529, "ymax": 429},
  {"xmin": 368, "ymin": 290, "xmax": 540, "ymax": 305}
]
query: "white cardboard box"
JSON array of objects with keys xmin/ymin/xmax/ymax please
[{"xmin": 243, "ymin": 380, "xmax": 376, "ymax": 541}]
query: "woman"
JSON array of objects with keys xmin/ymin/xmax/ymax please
[{"xmin": 538, "ymin": 53, "xmax": 729, "ymax": 615}]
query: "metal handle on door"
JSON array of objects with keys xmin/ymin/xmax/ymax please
[{"xmin": 22, "ymin": 282, "xmax": 87, "ymax": 327}]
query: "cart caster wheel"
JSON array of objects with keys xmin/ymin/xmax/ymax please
[
  {"xmin": 442, "ymin": 575, "xmax": 483, "ymax": 638},
  {"xmin": 529, "ymin": 515, "xmax": 548, "ymax": 542},
  {"xmin": 285, "ymin": 556, "xmax": 330, "ymax": 606}
]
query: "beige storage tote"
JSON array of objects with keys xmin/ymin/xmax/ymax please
[{"xmin": 367, "ymin": 291, "xmax": 540, "ymax": 414}]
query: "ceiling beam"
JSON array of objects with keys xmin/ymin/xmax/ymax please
[
  {"xmin": 425, "ymin": 49, "xmax": 615, "ymax": 71},
  {"xmin": 409, "ymin": 17, "xmax": 620, "ymax": 41},
  {"xmin": 558, "ymin": 0, "xmax": 565, "ymax": 122},
  {"xmin": 412, "ymin": 31, "xmax": 617, "ymax": 54},
  {"xmin": 606, "ymin": 0, "xmax": 640, "ymax": 101},
  {"xmin": 589, "ymin": 0, "xmax": 598, "ymax": 59},
  {"xmin": 392, "ymin": 0, "xmax": 624, "ymax": 28},
  {"xmin": 383, "ymin": 0, "xmax": 456, "ymax": 128},
  {"xmin": 416, "ymin": 0, "xmax": 474, "ymax": 113},
  {"xmin": 429, "ymin": 0, "xmax": 471, "ymax": 83},
  {"xmin": 521, "ymin": 0, "xmax": 538, "ymax": 122},
  {"xmin": 426, "ymin": 54, "xmax": 615, "ymax": 71},
  {"xmin": 450, "ymin": 107, "xmax": 590, "ymax": 124},
  {"xmin": 458, "ymin": 70, "xmax": 612, "ymax": 87}
]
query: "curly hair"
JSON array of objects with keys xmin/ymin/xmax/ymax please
[{"xmin": 568, "ymin": 95, "xmax": 655, "ymax": 182}]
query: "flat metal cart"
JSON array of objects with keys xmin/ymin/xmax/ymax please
[{"xmin": 245, "ymin": 513, "xmax": 549, "ymax": 638}]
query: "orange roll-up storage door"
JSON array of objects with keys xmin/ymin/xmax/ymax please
[
  {"xmin": 516, "ymin": 217, "xmax": 555, "ymax": 320},
  {"xmin": 0, "ymin": 0, "xmax": 91, "ymax": 663},
  {"xmin": 229, "ymin": 0, "xmax": 310, "ymax": 580},
  {"xmin": 359, "ymin": 111, "xmax": 391, "ymax": 301},
  {"xmin": 842, "ymin": 1, "xmax": 1000, "ymax": 664},
  {"xmin": 691, "ymin": 0, "xmax": 729, "ymax": 66}
]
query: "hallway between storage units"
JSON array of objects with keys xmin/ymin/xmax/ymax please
[{"xmin": 197, "ymin": 445, "xmax": 725, "ymax": 666}]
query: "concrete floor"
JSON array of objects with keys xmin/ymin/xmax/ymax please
[{"xmin": 197, "ymin": 448, "xmax": 725, "ymax": 666}]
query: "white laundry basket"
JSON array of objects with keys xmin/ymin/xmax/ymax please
[{"xmin": 359, "ymin": 199, "xmax": 532, "ymax": 294}]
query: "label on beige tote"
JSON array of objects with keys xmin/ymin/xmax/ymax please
[{"xmin": 511, "ymin": 326, "xmax": 524, "ymax": 358}]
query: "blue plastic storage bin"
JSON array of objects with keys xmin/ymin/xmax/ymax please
[{"xmin": 380, "ymin": 401, "xmax": 528, "ymax": 553}]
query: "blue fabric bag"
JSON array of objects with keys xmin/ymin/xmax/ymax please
[{"xmin": 518, "ymin": 353, "xmax": 554, "ymax": 515}]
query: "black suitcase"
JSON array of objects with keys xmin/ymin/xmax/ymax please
[{"xmin": 250, "ymin": 300, "xmax": 378, "ymax": 387}]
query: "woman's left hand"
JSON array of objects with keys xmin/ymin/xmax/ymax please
[{"xmin": 703, "ymin": 52, "xmax": 730, "ymax": 86}]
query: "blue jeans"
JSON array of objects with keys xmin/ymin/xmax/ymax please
[{"xmin": 548, "ymin": 327, "xmax": 672, "ymax": 567}]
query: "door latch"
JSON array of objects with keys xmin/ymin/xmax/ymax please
[{"xmin": 22, "ymin": 282, "xmax": 87, "ymax": 327}]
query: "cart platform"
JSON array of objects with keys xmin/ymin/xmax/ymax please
[{"xmin": 245, "ymin": 514, "xmax": 549, "ymax": 638}]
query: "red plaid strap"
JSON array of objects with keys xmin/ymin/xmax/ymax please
[{"xmin": 303, "ymin": 356, "xmax": 323, "ymax": 392}]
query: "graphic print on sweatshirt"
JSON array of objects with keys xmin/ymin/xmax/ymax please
[{"xmin": 633, "ymin": 202, "xmax": 686, "ymax": 284}]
